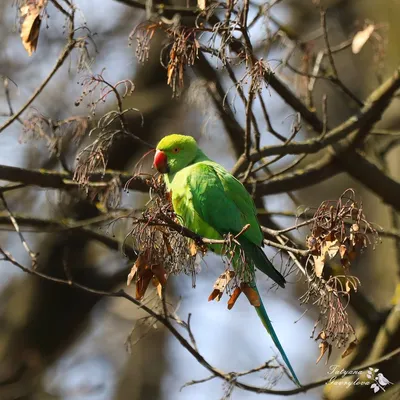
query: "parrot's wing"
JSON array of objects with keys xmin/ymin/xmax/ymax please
[{"xmin": 187, "ymin": 162, "xmax": 263, "ymax": 245}]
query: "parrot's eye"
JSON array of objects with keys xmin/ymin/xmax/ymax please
[{"xmin": 172, "ymin": 147, "xmax": 180, "ymax": 153}]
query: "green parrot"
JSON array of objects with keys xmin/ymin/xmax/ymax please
[{"xmin": 153, "ymin": 134, "xmax": 300, "ymax": 386}]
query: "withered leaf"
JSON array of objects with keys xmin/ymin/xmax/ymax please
[
  {"xmin": 189, "ymin": 240, "xmax": 198, "ymax": 256},
  {"xmin": 167, "ymin": 64, "xmax": 174, "ymax": 86},
  {"xmin": 152, "ymin": 277, "xmax": 163, "ymax": 299},
  {"xmin": 127, "ymin": 264, "xmax": 138, "ymax": 286},
  {"xmin": 314, "ymin": 239, "xmax": 340, "ymax": 277},
  {"xmin": 339, "ymin": 244, "xmax": 351, "ymax": 268},
  {"xmin": 316, "ymin": 341, "xmax": 332, "ymax": 364},
  {"xmin": 151, "ymin": 264, "xmax": 168, "ymax": 286},
  {"xmin": 227, "ymin": 287, "xmax": 242, "ymax": 310},
  {"xmin": 128, "ymin": 251, "xmax": 149, "ymax": 285},
  {"xmin": 326, "ymin": 231, "xmax": 335, "ymax": 242},
  {"xmin": 322, "ymin": 239, "xmax": 340, "ymax": 260},
  {"xmin": 127, "ymin": 251, "xmax": 166, "ymax": 300},
  {"xmin": 341, "ymin": 340, "xmax": 357, "ymax": 358},
  {"xmin": 216, "ymin": 271, "xmax": 235, "ymax": 290},
  {"xmin": 352, "ymin": 24, "xmax": 375, "ymax": 54},
  {"xmin": 135, "ymin": 269, "xmax": 153, "ymax": 300},
  {"xmin": 351, "ymin": 223, "xmax": 360, "ymax": 233},
  {"xmin": 208, "ymin": 289, "xmax": 222, "ymax": 302},
  {"xmin": 315, "ymin": 330, "xmax": 327, "ymax": 341},
  {"xmin": 20, "ymin": 0, "xmax": 48, "ymax": 56},
  {"xmin": 312, "ymin": 226, "xmax": 324, "ymax": 239},
  {"xmin": 345, "ymin": 277, "xmax": 359, "ymax": 293},
  {"xmin": 197, "ymin": 0, "xmax": 206, "ymax": 10},
  {"xmin": 208, "ymin": 271, "xmax": 235, "ymax": 302},
  {"xmin": 313, "ymin": 254, "xmax": 325, "ymax": 278},
  {"xmin": 156, "ymin": 283, "xmax": 163, "ymax": 299},
  {"xmin": 189, "ymin": 239, "xmax": 207, "ymax": 256},
  {"xmin": 339, "ymin": 244, "xmax": 347, "ymax": 259}
]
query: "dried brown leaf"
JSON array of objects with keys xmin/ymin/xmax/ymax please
[
  {"xmin": 167, "ymin": 64, "xmax": 174, "ymax": 86},
  {"xmin": 20, "ymin": 0, "xmax": 47, "ymax": 56},
  {"xmin": 314, "ymin": 239, "xmax": 340, "ymax": 277},
  {"xmin": 189, "ymin": 240, "xmax": 198, "ymax": 256},
  {"xmin": 339, "ymin": 244, "xmax": 347, "ymax": 259},
  {"xmin": 197, "ymin": 0, "xmax": 206, "ymax": 10},
  {"xmin": 352, "ymin": 25, "xmax": 375, "ymax": 54},
  {"xmin": 322, "ymin": 239, "xmax": 340, "ymax": 260},
  {"xmin": 152, "ymin": 277, "xmax": 163, "ymax": 299},
  {"xmin": 316, "ymin": 341, "xmax": 331, "ymax": 364},
  {"xmin": 136, "ymin": 271, "xmax": 153, "ymax": 300},
  {"xmin": 208, "ymin": 271, "xmax": 235, "ymax": 302},
  {"xmin": 156, "ymin": 282, "xmax": 163, "ymax": 299},
  {"xmin": 227, "ymin": 287, "xmax": 242, "ymax": 310},
  {"xmin": 315, "ymin": 330, "xmax": 327, "ymax": 341},
  {"xmin": 208, "ymin": 289, "xmax": 221, "ymax": 302},
  {"xmin": 214, "ymin": 271, "xmax": 235, "ymax": 292},
  {"xmin": 313, "ymin": 254, "xmax": 325, "ymax": 278},
  {"xmin": 345, "ymin": 277, "xmax": 360, "ymax": 293},
  {"xmin": 151, "ymin": 264, "xmax": 168, "ymax": 286},
  {"xmin": 127, "ymin": 251, "xmax": 157, "ymax": 300},
  {"xmin": 127, "ymin": 264, "xmax": 138, "ymax": 286},
  {"xmin": 351, "ymin": 223, "xmax": 360, "ymax": 233},
  {"xmin": 341, "ymin": 340, "xmax": 357, "ymax": 358}
]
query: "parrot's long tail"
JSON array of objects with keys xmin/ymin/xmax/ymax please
[
  {"xmin": 237, "ymin": 237, "xmax": 286, "ymax": 288},
  {"xmin": 254, "ymin": 287, "xmax": 301, "ymax": 387}
]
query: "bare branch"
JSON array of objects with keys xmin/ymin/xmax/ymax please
[
  {"xmin": 1, "ymin": 247, "xmax": 399, "ymax": 396},
  {"xmin": 0, "ymin": 5, "xmax": 77, "ymax": 134}
]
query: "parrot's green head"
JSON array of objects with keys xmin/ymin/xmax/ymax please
[{"xmin": 154, "ymin": 134, "xmax": 198, "ymax": 175}]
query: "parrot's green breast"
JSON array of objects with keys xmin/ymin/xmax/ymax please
[{"xmin": 166, "ymin": 164, "xmax": 223, "ymax": 251}]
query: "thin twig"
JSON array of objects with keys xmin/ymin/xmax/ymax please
[
  {"xmin": 2, "ymin": 246, "xmax": 399, "ymax": 396},
  {"xmin": 0, "ymin": 193, "xmax": 38, "ymax": 267},
  {"xmin": 0, "ymin": 8, "xmax": 77, "ymax": 134},
  {"xmin": 320, "ymin": 9, "xmax": 338, "ymax": 79}
]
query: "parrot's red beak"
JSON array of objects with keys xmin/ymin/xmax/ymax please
[{"xmin": 154, "ymin": 150, "xmax": 169, "ymax": 174}]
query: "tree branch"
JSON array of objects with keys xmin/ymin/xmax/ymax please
[
  {"xmin": 1, "ymin": 246, "xmax": 399, "ymax": 396},
  {"xmin": 0, "ymin": 164, "xmax": 148, "ymax": 192},
  {"xmin": 248, "ymin": 153, "xmax": 339, "ymax": 196},
  {"xmin": 0, "ymin": 7, "xmax": 77, "ymax": 134},
  {"xmin": 234, "ymin": 66, "xmax": 400, "ymax": 175}
]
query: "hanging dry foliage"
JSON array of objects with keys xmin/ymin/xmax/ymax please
[{"xmin": 20, "ymin": 0, "xmax": 48, "ymax": 56}]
